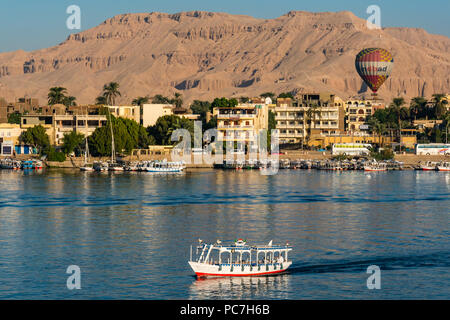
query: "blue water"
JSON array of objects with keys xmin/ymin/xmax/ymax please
[{"xmin": 0, "ymin": 169, "xmax": 448, "ymax": 299}]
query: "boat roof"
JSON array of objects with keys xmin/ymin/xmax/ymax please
[{"xmin": 200, "ymin": 243, "xmax": 291, "ymax": 251}]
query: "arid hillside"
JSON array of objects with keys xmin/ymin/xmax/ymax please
[{"xmin": 0, "ymin": 10, "xmax": 449, "ymax": 105}]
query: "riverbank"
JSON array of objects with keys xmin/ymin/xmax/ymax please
[
  {"xmin": 3, "ymin": 151, "xmax": 448, "ymax": 170},
  {"xmin": 42, "ymin": 152, "xmax": 449, "ymax": 169}
]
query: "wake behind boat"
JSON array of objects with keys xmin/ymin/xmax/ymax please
[{"xmin": 188, "ymin": 239, "xmax": 292, "ymax": 278}]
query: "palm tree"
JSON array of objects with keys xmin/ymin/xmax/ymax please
[
  {"xmin": 368, "ymin": 117, "xmax": 387, "ymax": 147},
  {"xmin": 410, "ymin": 97, "xmax": 427, "ymax": 121},
  {"xmin": 304, "ymin": 103, "xmax": 321, "ymax": 147},
  {"xmin": 443, "ymin": 112, "xmax": 450, "ymax": 144},
  {"xmin": 132, "ymin": 96, "xmax": 149, "ymax": 107},
  {"xmin": 171, "ymin": 92, "xmax": 183, "ymax": 109},
  {"xmin": 431, "ymin": 94, "xmax": 448, "ymax": 119},
  {"xmin": 102, "ymin": 82, "xmax": 121, "ymax": 105},
  {"xmin": 389, "ymin": 97, "xmax": 407, "ymax": 147},
  {"xmin": 95, "ymin": 96, "xmax": 108, "ymax": 105},
  {"xmin": 48, "ymin": 87, "xmax": 68, "ymax": 105},
  {"xmin": 152, "ymin": 94, "xmax": 170, "ymax": 104},
  {"xmin": 63, "ymin": 96, "xmax": 77, "ymax": 107}
]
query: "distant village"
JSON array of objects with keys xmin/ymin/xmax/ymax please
[{"xmin": 0, "ymin": 82, "xmax": 449, "ymax": 160}]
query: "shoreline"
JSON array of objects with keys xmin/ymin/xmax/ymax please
[{"xmin": 2, "ymin": 152, "xmax": 449, "ymax": 170}]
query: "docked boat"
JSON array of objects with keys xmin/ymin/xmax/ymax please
[
  {"xmin": 32, "ymin": 160, "xmax": 43, "ymax": 170},
  {"xmin": 22, "ymin": 160, "xmax": 33, "ymax": 170},
  {"xmin": 145, "ymin": 160, "xmax": 185, "ymax": 173},
  {"xmin": 108, "ymin": 162, "xmax": 125, "ymax": 171},
  {"xmin": 364, "ymin": 161, "xmax": 387, "ymax": 172},
  {"xmin": 419, "ymin": 161, "xmax": 439, "ymax": 171},
  {"xmin": 125, "ymin": 161, "xmax": 140, "ymax": 171},
  {"xmin": 437, "ymin": 162, "xmax": 450, "ymax": 172},
  {"xmin": 188, "ymin": 239, "xmax": 292, "ymax": 278},
  {"xmin": 80, "ymin": 136, "xmax": 94, "ymax": 171},
  {"xmin": 0, "ymin": 158, "xmax": 21, "ymax": 170},
  {"xmin": 93, "ymin": 161, "xmax": 108, "ymax": 172}
]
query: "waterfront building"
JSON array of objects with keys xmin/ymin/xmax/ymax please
[
  {"xmin": 0, "ymin": 123, "xmax": 23, "ymax": 155},
  {"xmin": 21, "ymin": 114, "xmax": 107, "ymax": 145},
  {"xmin": 214, "ymin": 103, "xmax": 269, "ymax": 148},
  {"xmin": 275, "ymin": 93, "xmax": 345, "ymax": 146},
  {"xmin": 107, "ymin": 105, "xmax": 140, "ymax": 123},
  {"xmin": 0, "ymin": 97, "xmax": 40, "ymax": 123},
  {"xmin": 345, "ymin": 100, "xmax": 373, "ymax": 132},
  {"xmin": 141, "ymin": 104, "xmax": 174, "ymax": 127}
]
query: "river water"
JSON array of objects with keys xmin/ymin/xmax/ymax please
[{"xmin": 0, "ymin": 169, "xmax": 448, "ymax": 299}]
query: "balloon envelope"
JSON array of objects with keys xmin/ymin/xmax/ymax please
[{"xmin": 355, "ymin": 48, "xmax": 394, "ymax": 93}]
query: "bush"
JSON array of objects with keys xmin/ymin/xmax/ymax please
[
  {"xmin": 45, "ymin": 146, "xmax": 66, "ymax": 162},
  {"xmin": 371, "ymin": 148, "xmax": 394, "ymax": 161}
]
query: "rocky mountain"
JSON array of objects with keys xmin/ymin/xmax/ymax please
[{"xmin": 0, "ymin": 10, "xmax": 449, "ymax": 105}]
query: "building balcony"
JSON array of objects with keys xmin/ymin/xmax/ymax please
[
  {"xmin": 217, "ymin": 114, "xmax": 256, "ymax": 119},
  {"xmin": 218, "ymin": 125, "xmax": 254, "ymax": 130}
]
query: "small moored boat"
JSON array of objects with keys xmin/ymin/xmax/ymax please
[
  {"xmin": 188, "ymin": 239, "xmax": 292, "ymax": 278},
  {"xmin": 437, "ymin": 162, "xmax": 450, "ymax": 172}
]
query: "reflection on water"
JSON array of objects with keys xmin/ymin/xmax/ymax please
[
  {"xmin": 189, "ymin": 275, "xmax": 290, "ymax": 300},
  {"xmin": 0, "ymin": 169, "xmax": 449, "ymax": 299}
]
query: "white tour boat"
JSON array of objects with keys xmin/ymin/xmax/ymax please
[
  {"xmin": 364, "ymin": 162, "xmax": 387, "ymax": 172},
  {"xmin": 188, "ymin": 239, "xmax": 292, "ymax": 278},
  {"xmin": 437, "ymin": 162, "xmax": 450, "ymax": 172},
  {"xmin": 145, "ymin": 160, "xmax": 186, "ymax": 173},
  {"xmin": 420, "ymin": 161, "xmax": 439, "ymax": 171}
]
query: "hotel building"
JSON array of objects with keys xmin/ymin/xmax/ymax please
[
  {"xmin": 213, "ymin": 103, "xmax": 269, "ymax": 147},
  {"xmin": 345, "ymin": 100, "xmax": 373, "ymax": 132},
  {"xmin": 275, "ymin": 93, "xmax": 345, "ymax": 145},
  {"xmin": 21, "ymin": 114, "xmax": 107, "ymax": 145}
]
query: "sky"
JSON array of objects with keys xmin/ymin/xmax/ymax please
[{"xmin": 0, "ymin": 0, "xmax": 448, "ymax": 52}]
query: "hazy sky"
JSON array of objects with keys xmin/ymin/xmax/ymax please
[{"xmin": 0, "ymin": 0, "xmax": 448, "ymax": 52}]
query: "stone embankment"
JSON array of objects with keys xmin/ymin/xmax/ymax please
[{"xmin": 7, "ymin": 152, "xmax": 448, "ymax": 169}]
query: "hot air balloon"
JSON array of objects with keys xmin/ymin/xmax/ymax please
[{"xmin": 355, "ymin": 48, "xmax": 394, "ymax": 96}]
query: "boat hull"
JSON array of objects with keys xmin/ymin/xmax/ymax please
[
  {"xmin": 80, "ymin": 167, "xmax": 95, "ymax": 171},
  {"xmin": 189, "ymin": 261, "xmax": 292, "ymax": 278}
]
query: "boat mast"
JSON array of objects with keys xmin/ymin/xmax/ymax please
[
  {"xmin": 84, "ymin": 111, "xmax": 89, "ymax": 165},
  {"xmin": 107, "ymin": 107, "xmax": 115, "ymax": 163}
]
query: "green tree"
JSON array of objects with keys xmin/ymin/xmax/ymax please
[
  {"xmin": 132, "ymin": 96, "xmax": 149, "ymax": 107},
  {"xmin": 171, "ymin": 92, "xmax": 183, "ymax": 109},
  {"xmin": 19, "ymin": 125, "xmax": 50, "ymax": 153},
  {"xmin": 410, "ymin": 97, "xmax": 427, "ymax": 120},
  {"xmin": 148, "ymin": 115, "xmax": 194, "ymax": 145},
  {"xmin": 63, "ymin": 96, "xmax": 77, "ymax": 107},
  {"xmin": 95, "ymin": 96, "xmax": 108, "ymax": 105},
  {"xmin": 7, "ymin": 112, "xmax": 21, "ymax": 124},
  {"xmin": 152, "ymin": 94, "xmax": 171, "ymax": 104},
  {"xmin": 389, "ymin": 97, "xmax": 408, "ymax": 146},
  {"xmin": 304, "ymin": 103, "xmax": 321, "ymax": 147},
  {"xmin": 260, "ymin": 92, "xmax": 275, "ymax": 100},
  {"xmin": 190, "ymin": 100, "xmax": 212, "ymax": 124},
  {"xmin": 88, "ymin": 116, "xmax": 153, "ymax": 156},
  {"xmin": 62, "ymin": 131, "xmax": 85, "ymax": 155},
  {"xmin": 442, "ymin": 112, "xmax": 450, "ymax": 143},
  {"xmin": 102, "ymin": 82, "xmax": 121, "ymax": 105},
  {"xmin": 368, "ymin": 117, "xmax": 387, "ymax": 147},
  {"xmin": 48, "ymin": 87, "xmax": 68, "ymax": 105},
  {"xmin": 211, "ymin": 97, "xmax": 238, "ymax": 108},
  {"xmin": 431, "ymin": 94, "xmax": 448, "ymax": 119},
  {"xmin": 278, "ymin": 92, "xmax": 294, "ymax": 99}
]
